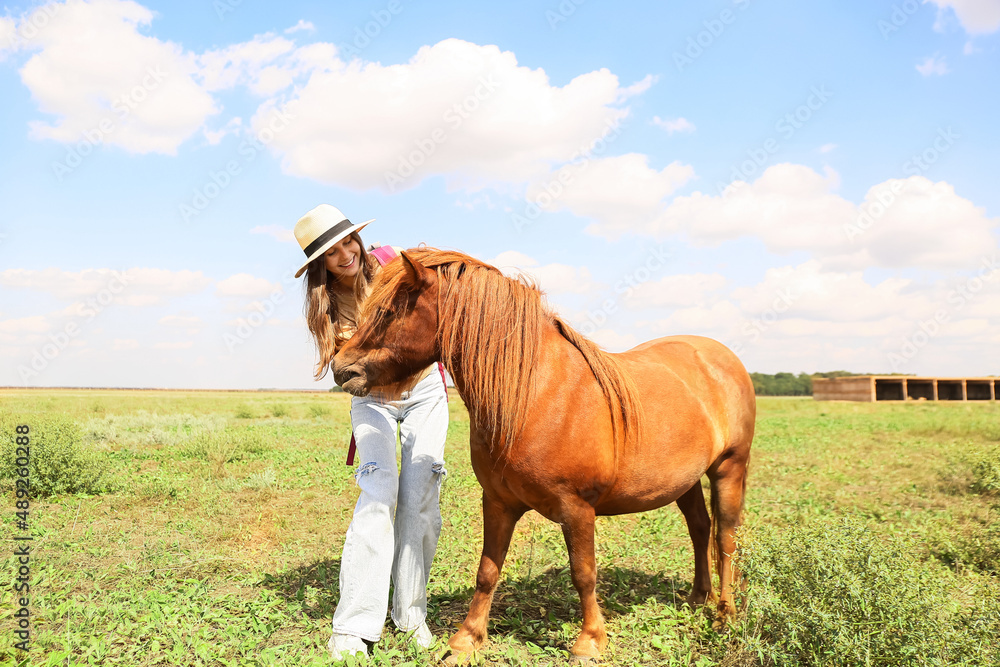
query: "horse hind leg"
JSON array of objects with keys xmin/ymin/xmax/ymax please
[
  {"xmin": 707, "ymin": 451, "xmax": 749, "ymax": 626},
  {"xmin": 675, "ymin": 480, "xmax": 715, "ymax": 607}
]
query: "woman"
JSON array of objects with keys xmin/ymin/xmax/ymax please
[{"xmin": 294, "ymin": 204, "xmax": 449, "ymax": 659}]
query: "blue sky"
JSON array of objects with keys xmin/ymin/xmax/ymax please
[{"xmin": 1, "ymin": 0, "xmax": 998, "ymax": 389}]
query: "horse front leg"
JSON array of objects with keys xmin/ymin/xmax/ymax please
[
  {"xmin": 560, "ymin": 503, "xmax": 606, "ymax": 662},
  {"xmin": 448, "ymin": 494, "xmax": 525, "ymax": 659}
]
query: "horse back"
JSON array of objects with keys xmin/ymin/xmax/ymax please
[{"xmin": 621, "ymin": 334, "xmax": 754, "ymax": 453}]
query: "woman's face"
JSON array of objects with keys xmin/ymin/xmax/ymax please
[{"xmin": 324, "ymin": 235, "xmax": 362, "ymax": 284}]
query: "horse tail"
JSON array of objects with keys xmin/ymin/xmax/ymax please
[{"xmin": 553, "ymin": 317, "xmax": 644, "ymax": 451}]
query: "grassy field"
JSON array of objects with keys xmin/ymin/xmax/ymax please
[{"xmin": 2, "ymin": 390, "xmax": 999, "ymax": 666}]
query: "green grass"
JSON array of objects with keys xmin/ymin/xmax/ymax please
[{"xmin": 1, "ymin": 391, "xmax": 998, "ymax": 666}]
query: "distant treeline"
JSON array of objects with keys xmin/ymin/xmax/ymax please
[{"xmin": 750, "ymin": 371, "xmax": 896, "ymax": 396}]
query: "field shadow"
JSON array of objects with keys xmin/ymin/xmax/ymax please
[
  {"xmin": 430, "ymin": 565, "xmax": 692, "ymax": 646},
  {"xmin": 259, "ymin": 558, "xmax": 693, "ymax": 647},
  {"xmin": 258, "ymin": 557, "xmax": 343, "ymax": 620}
]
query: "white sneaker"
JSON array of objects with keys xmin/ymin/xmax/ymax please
[
  {"xmin": 410, "ymin": 621, "xmax": 434, "ymax": 649},
  {"xmin": 328, "ymin": 633, "xmax": 368, "ymax": 660}
]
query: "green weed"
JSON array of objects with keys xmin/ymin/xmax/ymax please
[
  {"xmin": 308, "ymin": 403, "xmax": 331, "ymax": 418},
  {"xmin": 1, "ymin": 392, "xmax": 998, "ymax": 666},
  {"xmin": 733, "ymin": 515, "xmax": 999, "ymax": 666},
  {"xmin": 970, "ymin": 446, "xmax": 1000, "ymax": 495},
  {"xmin": 235, "ymin": 404, "xmax": 256, "ymax": 419},
  {"xmin": 0, "ymin": 413, "xmax": 114, "ymax": 497}
]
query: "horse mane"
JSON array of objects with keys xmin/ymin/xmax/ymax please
[{"xmin": 360, "ymin": 247, "xmax": 643, "ymax": 451}]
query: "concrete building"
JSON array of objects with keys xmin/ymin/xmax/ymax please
[{"xmin": 812, "ymin": 376, "xmax": 998, "ymax": 402}]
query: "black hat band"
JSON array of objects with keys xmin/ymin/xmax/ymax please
[{"xmin": 303, "ymin": 219, "xmax": 354, "ymax": 257}]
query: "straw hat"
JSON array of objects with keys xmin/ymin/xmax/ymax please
[{"xmin": 293, "ymin": 205, "xmax": 374, "ymax": 278}]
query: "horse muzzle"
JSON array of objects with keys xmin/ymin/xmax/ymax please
[{"xmin": 333, "ymin": 363, "xmax": 371, "ymax": 397}]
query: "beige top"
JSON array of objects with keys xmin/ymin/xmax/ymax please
[{"xmin": 334, "ymin": 246, "xmax": 435, "ymax": 384}]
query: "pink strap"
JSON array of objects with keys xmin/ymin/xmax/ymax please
[
  {"xmin": 437, "ymin": 362, "xmax": 449, "ymax": 403},
  {"xmin": 346, "ymin": 433, "xmax": 356, "ymax": 467},
  {"xmin": 370, "ymin": 244, "xmax": 398, "ymax": 266}
]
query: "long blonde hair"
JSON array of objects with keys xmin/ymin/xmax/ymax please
[{"xmin": 302, "ymin": 232, "xmax": 378, "ymax": 380}]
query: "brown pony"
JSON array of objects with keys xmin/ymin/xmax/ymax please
[{"xmin": 333, "ymin": 249, "xmax": 755, "ymax": 662}]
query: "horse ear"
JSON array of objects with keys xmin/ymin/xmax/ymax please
[{"xmin": 400, "ymin": 251, "xmax": 433, "ymax": 290}]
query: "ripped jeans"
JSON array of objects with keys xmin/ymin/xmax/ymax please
[{"xmin": 331, "ymin": 369, "xmax": 449, "ymax": 641}]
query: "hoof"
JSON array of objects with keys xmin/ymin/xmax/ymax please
[
  {"xmin": 711, "ymin": 611, "xmax": 735, "ymax": 633},
  {"xmin": 685, "ymin": 592, "xmax": 710, "ymax": 607},
  {"xmin": 570, "ymin": 654, "xmax": 600, "ymax": 665},
  {"xmin": 442, "ymin": 650, "xmax": 472, "ymax": 666},
  {"xmin": 711, "ymin": 618, "xmax": 732, "ymax": 634}
]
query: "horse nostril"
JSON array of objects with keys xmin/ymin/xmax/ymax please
[{"xmin": 334, "ymin": 365, "xmax": 361, "ymax": 387}]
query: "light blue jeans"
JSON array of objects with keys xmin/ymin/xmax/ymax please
[{"xmin": 331, "ymin": 369, "xmax": 449, "ymax": 641}]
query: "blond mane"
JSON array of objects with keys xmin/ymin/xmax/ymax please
[{"xmin": 359, "ymin": 248, "xmax": 643, "ymax": 451}]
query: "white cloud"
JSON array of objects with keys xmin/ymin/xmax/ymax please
[
  {"xmin": 216, "ymin": 273, "xmax": 282, "ymax": 297},
  {"xmin": 5, "ymin": 3, "xmax": 331, "ymax": 153},
  {"xmin": 159, "ymin": 314, "xmax": 201, "ymax": 327},
  {"xmin": 927, "ymin": 0, "xmax": 1000, "ymax": 34},
  {"xmin": 250, "ymin": 224, "xmax": 295, "ymax": 243},
  {"xmin": 625, "ymin": 273, "xmax": 726, "ymax": 308},
  {"xmin": 730, "ymin": 260, "xmax": 922, "ymax": 322},
  {"xmin": 486, "ymin": 250, "xmax": 537, "ymax": 268},
  {"xmin": 652, "ymin": 116, "xmax": 695, "ymax": 134},
  {"xmin": 197, "ymin": 33, "xmax": 298, "ymax": 94},
  {"xmin": 0, "ymin": 267, "xmax": 210, "ymax": 303},
  {"xmin": 484, "ymin": 250, "xmax": 598, "ymax": 295},
  {"xmin": 153, "ymin": 341, "xmax": 194, "ymax": 349},
  {"xmin": 916, "ymin": 54, "xmax": 950, "ymax": 76},
  {"xmin": 18, "ymin": 0, "xmax": 218, "ymax": 154},
  {"xmin": 818, "ymin": 143, "xmax": 837, "ymax": 153},
  {"xmin": 257, "ymin": 38, "xmax": 645, "ymax": 191},
  {"xmin": 0, "ymin": 17, "xmax": 16, "ymax": 58},
  {"xmin": 641, "ymin": 301, "xmax": 743, "ymax": 335},
  {"xmin": 0, "ymin": 315, "xmax": 50, "ymax": 334},
  {"xmin": 617, "ymin": 163, "xmax": 998, "ymax": 271},
  {"xmin": 629, "ymin": 256, "xmax": 1000, "ymax": 374},
  {"xmin": 588, "ymin": 328, "xmax": 638, "ymax": 352},
  {"xmin": 203, "ymin": 117, "xmax": 242, "ymax": 145},
  {"xmin": 112, "ymin": 338, "xmax": 139, "ymax": 350},
  {"xmin": 528, "ymin": 153, "xmax": 695, "ymax": 239},
  {"xmin": 284, "ymin": 19, "xmax": 315, "ymax": 34},
  {"xmin": 8, "ymin": 10, "xmax": 651, "ymax": 190}
]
